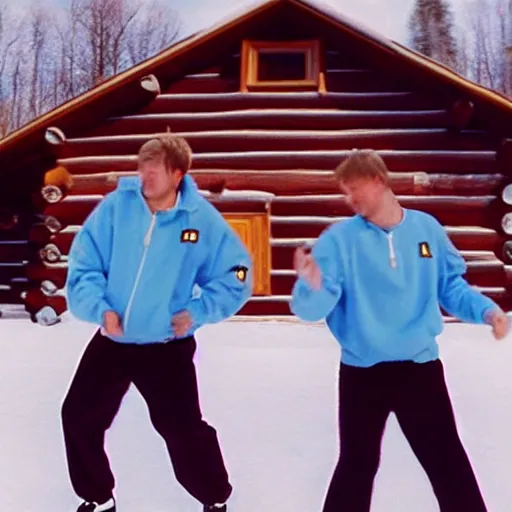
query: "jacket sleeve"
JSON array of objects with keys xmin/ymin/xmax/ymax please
[
  {"xmin": 436, "ymin": 221, "xmax": 498, "ymax": 323},
  {"xmin": 186, "ymin": 222, "xmax": 253, "ymax": 326},
  {"xmin": 290, "ymin": 229, "xmax": 343, "ymax": 322},
  {"xmin": 65, "ymin": 195, "xmax": 115, "ymax": 325}
]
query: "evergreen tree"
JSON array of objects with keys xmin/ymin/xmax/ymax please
[{"xmin": 408, "ymin": 0, "xmax": 457, "ymax": 68}]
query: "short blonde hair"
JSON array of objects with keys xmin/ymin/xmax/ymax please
[
  {"xmin": 138, "ymin": 134, "xmax": 192, "ymax": 174},
  {"xmin": 334, "ymin": 149, "xmax": 389, "ymax": 185}
]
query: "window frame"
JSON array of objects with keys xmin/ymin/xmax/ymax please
[{"xmin": 240, "ymin": 39, "xmax": 322, "ymax": 92}]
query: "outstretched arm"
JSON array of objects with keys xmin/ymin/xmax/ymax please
[{"xmin": 436, "ymin": 221, "xmax": 509, "ymax": 338}]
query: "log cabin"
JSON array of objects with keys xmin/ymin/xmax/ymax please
[{"xmin": 0, "ymin": 0, "xmax": 512, "ymax": 324}]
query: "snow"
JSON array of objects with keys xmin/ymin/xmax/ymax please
[{"xmin": 1, "ymin": 314, "xmax": 512, "ymax": 511}]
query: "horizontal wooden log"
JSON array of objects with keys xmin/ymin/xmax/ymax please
[
  {"xmin": 412, "ymin": 173, "xmax": 505, "ymax": 195},
  {"xmin": 41, "ymin": 193, "xmax": 500, "ymax": 231},
  {"xmin": 10, "ymin": 277, "xmax": 30, "ymax": 293},
  {"xmin": 39, "ymin": 233, "xmax": 504, "ymax": 277},
  {"xmin": 271, "ymin": 195, "xmax": 500, "ymax": 228},
  {"xmin": 192, "ymin": 151, "xmax": 498, "ymax": 173},
  {"xmin": 166, "ymin": 74, "xmax": 239, "ymax": 94},
  {"xmin": 142, "ymin": 92, "xmax": 445, "ymax": 114},
  {"xmin": 0, "ymin": 287, "xmax": 25, "ymax": 305},
  {"xmin": 42, "ymin": 194, "xmax": 270, "ymax": 230},
  {"xmin": 61, "ymin": 173, "xmax": 133, "ymax": 197},
  {"xmin": 323, "ymin": 51, "xmax": 368, "ymax": 69},
  {"xmin": 0, "ymin": 262, "xmax": 26, "ymax": 283},
  {"xmin": 92, "ymin": 109, "xmax": 451, "ymax": 136},
  {"xmin": 13, "ymin": 293, "xmax": 299, "ymax": 317},
  {"xmin": 324, "ymin": 69, "xmax": 414, "ymax": 93},
  {"xmin": 64, "ymin": 171, "xmax": 505, "ymax": 198},
  {"xmin": 270, "ymin": 219, "xmax": 504, "ymax": 252},
  {"xmin": 56, "ymin": 129, "xmax": 494, "ymax": 159},
  {"xmin": 270, "ymin": 241, "xmax": 500, "ymax": 269},
  {"xmin": 50, "ymin": 229, "xmax": 508, "ymax": 266},
  {"xmin": 476, "ymin": 288, "xmax": 512, "ymax": 311},
  {"xmin": 58, "ymin": 150, "xmax": 498, "ymax": 174},
  {"xmin": 237, "ymin": 291, "xmax": 512, "ymax": 315},
  {"xmin": 42, "ymin": 198, "xmax": 103, "ymax": 230},
  {"xmin": 26, "ymin": 254, "xmax": 508, "ymax": 296},
  {"xmin": 14, "ymin": 281, "xmax": 512, "ymax": 316},
  {"xmin": 0, "ymin": 241, "xmax": 30, "ymax": 262},
  {"xmin": 270, "ymin": 261, "xmax": 506, "ymax": 293},
  {"xmin": 238, "ymin": 297, "xmax": 293, "ymax": 315},
  {"xmin": 165, "ymin": 69, "xmax": 404, "ymax": 95}
]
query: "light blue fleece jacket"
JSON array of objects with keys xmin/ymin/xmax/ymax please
[
  {"xmin": 291, "ymin": 209, "xmax": 499, "ymax": 367},
  {"xmin": 66, "ymin": 174, "xmax": 253, "ymax": 343}
]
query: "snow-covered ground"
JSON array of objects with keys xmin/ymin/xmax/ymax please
[{"xmin": 1, "ymin": 312, "xmax": 512, "ymax": 512}]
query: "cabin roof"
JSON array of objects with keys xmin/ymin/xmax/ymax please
[{"xmin": 1, "ymin": 0, "xmax": 511, "ymax": 167}]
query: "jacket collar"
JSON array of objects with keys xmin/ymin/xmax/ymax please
[{"xmin": 116, "ymin": 174, "xmax": 200, "ymax": 213}]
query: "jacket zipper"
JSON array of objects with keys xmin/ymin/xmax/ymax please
[
  {"xmin": 123, "ymin": 213, "xmax": 157, "ymax": 332},
  {"xmin": 387, "ymin": 232, "xmax": 397, "ymax": 269}
]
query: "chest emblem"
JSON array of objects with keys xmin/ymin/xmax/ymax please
[
  {"xmin": 181, "ymin": 229, "xmax": 199, "ymax": 243},
  {"xmin": 419, "ymin": 241, "xmax": 432, "ymax": 258},
  {"xmin": 234, "ymin": 266, "xmax": 248, "ymax": 282}
]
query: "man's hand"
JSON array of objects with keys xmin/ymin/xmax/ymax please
[
  {"xmin": 102, "ymin": 310, "xmax": 123, "ymax": 337},
  {"xmin": 294, "ymin": 246, "xmax": 322, "ymax": 290},
  {"xmin": 485, "ymin": 309, "xmax": 510, "ymax": 340},
  {"xmin": 171, "ymin": 310, "xmax": 193, "ymax": 338}
]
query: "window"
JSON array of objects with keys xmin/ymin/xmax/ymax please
[
  {"xmin": 241, "ymin": 40, "xmax": 322, "ymax": 92},
  {"xmin": 258, "ymin": 51, "xmax": 306, "ymax": 81}
]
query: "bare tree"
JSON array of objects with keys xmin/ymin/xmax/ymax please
[
  {"xmin": 72, "ymin": 0, "xmax": 142, "ymax": 87},
  {"xmin": 126, "ymin": 0, "xmax": 180, "ymax": 65},
  {"xmin": 454, "ymin": 25, "xmax": 470, "ymax": 76},
  {"xmin": 458, "ymin": 0, "xmax": 511, "ymax": 97},
  {"xmin": 27, "ymin": 7, "xmax": 51, "ymax": 119},
  {"xmin": 10, "ymin": 59, "xmax": 21, "ymax": 133},
  {"xmin": 0, "ymin": 0, "xmax": 182, "ymax": 137},
  {"xmin": 53, "ymin": 3, "xmax": 83, "ymax": 103},
  {"xmin": 0, "ymin": 5, "xmax": 24, "ymax": 133}
]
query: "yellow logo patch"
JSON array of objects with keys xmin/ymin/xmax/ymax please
[
  {"xmin": 419, "ymin": 242, "xmax": 432, "ymax": 258},
  {"xmin": 232, "ymin": 266, "xmax": 248, "ymax": 282},
  {"xmin": 181, "ymin": 229, "xmax": 199, "ymax": 243}
]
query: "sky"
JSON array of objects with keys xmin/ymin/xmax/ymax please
[
  {"xmin": 177, "ymin": 0, "xmax": 470, "ymax": 44},
  {"xmin": 10, "ymin": 0, "xmax": 473, "ymax": 46}
]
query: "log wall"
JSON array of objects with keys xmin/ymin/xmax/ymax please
[{"xmin": 2, "ymin": 41, "xmax": 512, "ymax": 322}]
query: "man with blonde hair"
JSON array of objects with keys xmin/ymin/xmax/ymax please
[
  {"xmin": 63, "ymin": 134, "xmax": 252, "ymax": 512},
  {"xmin": 291, "ymin": 149, "xmax": 509, "ymax": 512}
]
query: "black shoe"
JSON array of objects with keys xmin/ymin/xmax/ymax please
[
  {"xmin": 203, "ymin": 505, "xmax": 227, "ymax": 512},
  {"xmin": 77, "ymin": 498, "xmax": 115, "ymax": 512}
]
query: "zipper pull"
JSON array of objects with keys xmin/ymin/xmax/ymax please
[
  {"xmin": 144, "ymin": 214, "xmax": 157, "ymax": 247},
  {"xmin": 388, "ymin": 232, "xmax": 397, "ymax": 269}
]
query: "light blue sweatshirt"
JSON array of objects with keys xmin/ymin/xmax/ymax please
[
  {"xmin": 66, "ymin": 174, "xmax": 253, "ymax": 343},
  {"xmin": 290, "ymin": 209, "xmax": 499, "ymax": 367}
]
